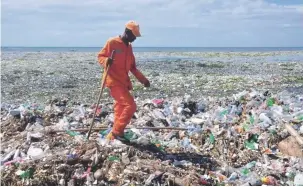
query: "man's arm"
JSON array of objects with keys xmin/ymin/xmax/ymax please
[
  {"xmin": 97, "ymin": 40, "xmax": 112, "ymax": 68},
  {"xmin": 130, "ymin": 58, "xmax": 150, "ymax": 87}
]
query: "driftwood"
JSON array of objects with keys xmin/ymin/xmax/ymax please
[{"xmin": 285, "ymin": 124, "xmax": 303, "ymax": 146}]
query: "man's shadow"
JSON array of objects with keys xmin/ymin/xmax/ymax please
[{"xmin": 121, "ymin": 140, "xmax": 215, "ymax": 168}]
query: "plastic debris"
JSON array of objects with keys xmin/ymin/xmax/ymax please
[
  {"xmin": 1, "ymin": 89, "xmax": 303, "ymax": 186},
  {"xmin": 294, "ymin": 173, "xmax": 303, "ymax": 186}
]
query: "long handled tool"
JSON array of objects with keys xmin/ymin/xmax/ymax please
[
  {"xmin": 87, "ymin": 50, "xmax": 116, "ymax": 140},
  {"xmin": 51, "ymin": 126, "xmax": 188, "ymax": 134}
]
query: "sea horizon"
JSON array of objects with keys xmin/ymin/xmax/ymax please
[{"xmin": 2, "ymin": 46, "xmax": 303, "ymax": 52}]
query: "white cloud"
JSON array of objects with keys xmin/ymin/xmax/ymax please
[
  {"xmin": 1, "ymin": 0, "xmax": 303, "ymax": 46},
  {"xmin": 2, "ymin": 0, "xmax": 301, "ymax": 26}
]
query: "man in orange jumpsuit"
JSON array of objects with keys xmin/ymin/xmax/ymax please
[{"xmin": 97, "ymin": 20, "xmax": 150, "ymax": 140}]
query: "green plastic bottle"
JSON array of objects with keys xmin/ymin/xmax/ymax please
[
  {"xmin": 20, "ymin": 168, "xmax": 34, "ymax": 179},
  {"xmin": 241, "ymin": 168, "xmax": 250, "ymax": 176},
  {"xmin": 220, "ymin": 109, "xmax": 228, "ymax": 116},
  {"xmin": 249, "ymin": 115, "xmax": 254, "ymax": 125},
  {"xmin": 297, "ymin": 115, "xmax": 303, "ymax": 121},
  {"xmin": 209, "ymin": 133, "xmax": 215, "ymax": 144},
  {"xmin": 124, "ymin": 130, "xmax": 137, "ymax": 141},
  {"xmin": 267, "ymin": 98, "xmax": 275, "ymax": 107},
  {"xmin": 108, "ymin": 156, "xmax": 120, "ymax": 161},
  {"xmin": 66, "ymin": 130, "xmax": 79, "ymax": 137}
]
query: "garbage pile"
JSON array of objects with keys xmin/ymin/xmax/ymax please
[{"xmin": 1, "ymin": 89, "xmax": 303, "ymax": 186}]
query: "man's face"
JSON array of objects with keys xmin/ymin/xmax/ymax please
[{"xmin": 125, "ymin": 29, "xmax": 136, "ymax": 43}]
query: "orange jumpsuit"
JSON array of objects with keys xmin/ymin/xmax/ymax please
[{"xmin": 97, "ymin": 36, "xmax": 149, "ymax": 136}]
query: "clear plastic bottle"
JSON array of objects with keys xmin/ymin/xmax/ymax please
[
  {"xmin": 135, "ymin": 136, "xmax": 150, "ymax": 146},
  {"xmin": 259, "ymin": 113, "xmax": 272, "ymax": 125},
  {"xmin": 163, "ymin": 104, "xmax": 172, "ymax": 116},
  {"xmin": 241, "ymin": 172, "xmax": 262, "ymax": 186}
]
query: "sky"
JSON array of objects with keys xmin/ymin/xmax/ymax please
[{"xmin": 1, "ymin": 0, "xmax": 303, "ymax": 47}]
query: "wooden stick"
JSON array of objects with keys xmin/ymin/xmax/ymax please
[
  {"xmin": 87, "ymin": 50, "xmax": 116, "ymax": 140},
  {"xmin": 49, "ymin": 126, "xmax": 188, "ymax": 133},
  {"xmin": 285, "ymin": 124, "xmax": 303, "ymax": 146}
]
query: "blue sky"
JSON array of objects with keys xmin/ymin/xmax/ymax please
[{"xmin": 1, "ymin": 0, "xmax": 303, "ymax": 47}]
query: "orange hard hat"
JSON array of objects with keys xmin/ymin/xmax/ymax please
[{"xmin": 125, "ymin": 20, "xmax": 141, "ymax": 37}]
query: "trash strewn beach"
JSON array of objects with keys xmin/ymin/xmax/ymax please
[
  {"xmin": 1, "ymin": 50, "xmax": 303, "ymax": 185},
  {"xmin": 1, "ymin": 51, "xmax": 303, "ymax": 105},
  {"xmin": 1, "ymin": 89, "xmax": 303, "ymax": 186}
]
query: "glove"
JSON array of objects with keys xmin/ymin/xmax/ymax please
[
  {"xmin": 106, "ymin": 57, "xmax": 113, "ymax": 67},
  {"xmin": 144, "ymin": 80, "xmax": 150, "ymax": 87}
]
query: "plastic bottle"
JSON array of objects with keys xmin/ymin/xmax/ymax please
[
  {"xmin": 245, "ymin": 161, "xmax": 257, "ymax": 169},
  {"xmin": 241, "ymin": 172, "xmax": 262, "ymax": 186},
  {"xmin": 1, "ymin": 150, "xmax": 16, "ymax": 164},
  {"xmin": 20, "ymin": 168, "xmax": 35, "ymax": 179},
  {"xmin": 256, "ymin": 121, "xmax": 270, "ymax": 129},
  {"xmin": 233, "ymin": 91, "xmax": 248, "ymax": 101},
  {"xmin": 164, "ymin": 131, "xmax": 176, "ymax": 140},
  {"xmin": 267, "ymin": 97, "xmax": 275, "ymax": 107},
  {"xmin": 235, "ymin": 105, "xmax": 243, "ymax": 116},
  {"xmin": 153, "ymin": 109, "xmax": 166, "ymax": 120},
  {"xmin": 66, "ymin": 130, "xmax": 80, "ymax": 137},
  {"xmin": 227, "ymin": 172, "xmax": 238, "ymax": 181},
  {"xmin": 259, "ymin": 113, "xmax": 272, "ymax": 125},
  {"xmin": 209, "ymin": 133, "xmax": 215, "ymax": 144},
  {"xmin": 220, "ymin": 108, "xmax": 228, "ymax": 116},
  {"xmin": 285, "ymin": 167, "xmax": 296, "ymax": 180},
  {"xmin": 163, "ymin": 104, "xmax": 172, "ymax": 116},
  {"xmin": 214, "ymin": 107, "xmax": 227, "ymax": 123},
  {"xmin": 173, "ymin": 160, "xmax": 192, "ymax": 167},
  {"xmin": 294, "ymin": 173, "xmax": 303, "ymax": 186},
  {"xmin": 263, "ymin": 154, "xmax": 270, "ymax": 165},
  {"xmin": 166, "ymin": 138, "xmax": 179, "ymax": 148},
  {"xmin": 181, "ymin": 137, "xmax": 190, "ymax": 148},
  {"xmin": 136, "ymin": 136, "xmax": 150, "ymax": 146},
  {"xmin": 244, "ymin": 138, "xmax": 258, "ymax": 150},
  {"xmin": 197, "ymin": 101, "xmax": 206, "ymax": 112}
]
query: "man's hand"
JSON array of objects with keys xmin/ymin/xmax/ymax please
[
  {"xmin": 106, "ymin": 57, "xmax": 113, "ymax": 67},
  {"xmin": 144, "ymin": 80, "xmax": 150, "ymax": 87}
]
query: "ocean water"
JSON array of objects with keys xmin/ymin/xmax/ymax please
[
  {"xmin": 2, "ymin": 47, "xmax": 303, "ymax": 62},
  {"xmin": 2, "ymin": 46, "xmax": 303, "ymax": 52}
]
